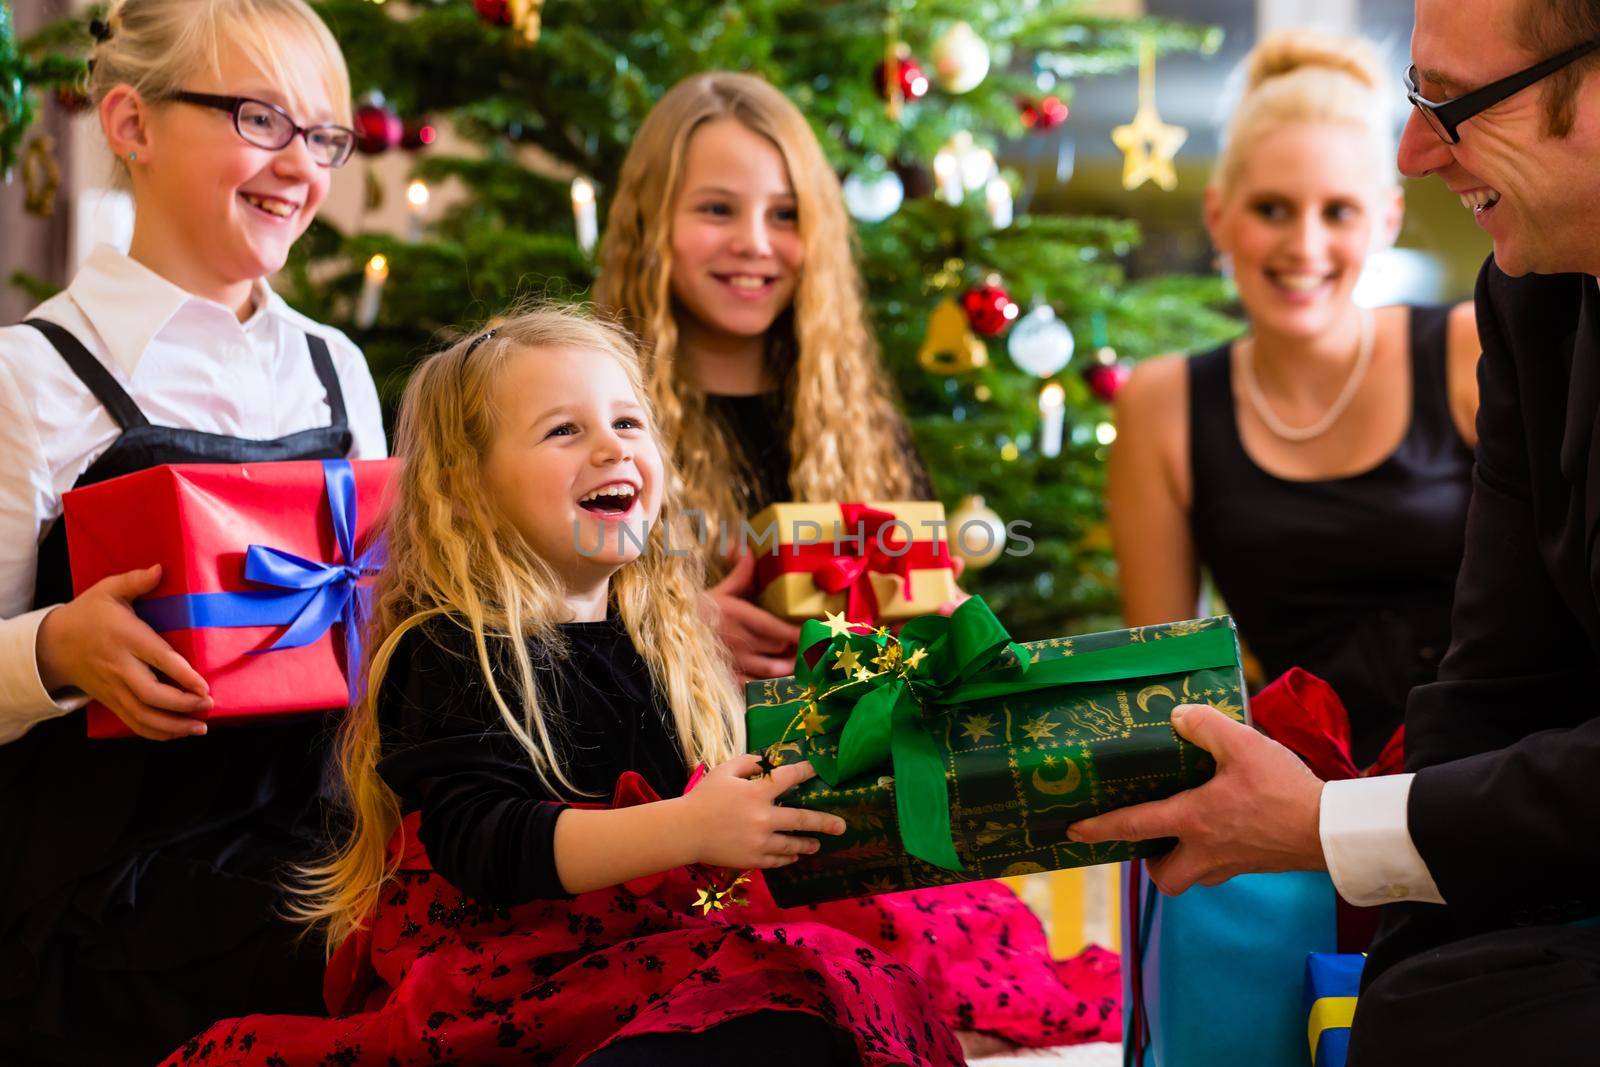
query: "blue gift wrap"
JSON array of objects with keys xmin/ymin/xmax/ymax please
[
  {"xmin": 1305, "ymin": 952, "xmax": 1364, "ymax": 1067},
  {"xmin": 1122, "ymin": 865, "xmax": 1340, "ymax": 1067}
]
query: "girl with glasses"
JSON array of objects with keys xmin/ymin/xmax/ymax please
[
  {"xmin": 0, "ymin": 0, "xmax": 382, "ymax": 1062},
  {"xmin": 1109, "ymin": 29, "xmax": 1481, "ymax": 768}
]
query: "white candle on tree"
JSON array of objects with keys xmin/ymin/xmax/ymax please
[
  {"xmin": 985, "ymin": 176, "xmax": 1013, "ymax": 229},
  {"xmin": 355, "ymin": 254, "xmax": 388, "ymax": 329},
  {"xmin": 1039, "ymin": 381, "xmax": 1065, "ymax": 458},
  {"xmin": 933, "ymin": 145, "xmax": 963, "ymax": 205},
  {"xmin": 571, "ymin": 177, "xmax": 598, "ymax": 255},
  {"xmin": 405, "ymin": 179, "xmax": 430, "ymax": 242}
]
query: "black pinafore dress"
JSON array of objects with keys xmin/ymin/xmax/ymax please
[{"xmin": 0, "ymin": 319, "xmax": 355, "ymax": 1065}]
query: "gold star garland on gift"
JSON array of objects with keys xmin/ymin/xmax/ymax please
[
  {"xmin": 798, "ymin": 704, "xmax": 830, "ymax": 737},
  {"xmin": 763, "ymin": 622, "xmax": 937, "ymax": 752},
  {"xmin": 823, "ymin": 609, "xmax": 857, "ymax": 639},
  {"xmin": 693, "ymin": 872, "xmax": 751, "ymax": 915},
  {"xmin": 1111, "ymin": 38, "xmax": 1187, "ymax": 191}
]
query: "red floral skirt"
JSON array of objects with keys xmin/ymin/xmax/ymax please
[{"xmin": 161, "ymin": 777, "xmax": 1117, "ymax": 1066}]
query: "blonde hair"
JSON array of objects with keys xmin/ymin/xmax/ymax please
[
  {"xmin": 593, "ymin": 71, "xmax": 921, "ymax": 568},
  {"xmin": 295, "ymin": 306, "xmax": 744, "ymax": 952},
  {"xmin": 90, "ymin": 0, "xmax": 352, "ymax": 184},
  {"xmin": 1211, "ymin": 29, "xmax": 1396, "ymax": 195}
]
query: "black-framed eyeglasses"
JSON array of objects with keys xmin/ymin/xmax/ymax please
[
  {"xmin": 168, "ymin": 91, "xmax": 357, "ymax": 167},
  {"xmin": 1405, "ymin": 38, "xmax": 1600, "ymax": 144}
]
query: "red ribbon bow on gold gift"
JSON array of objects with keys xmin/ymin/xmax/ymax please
[{"xmin": 756, "ymin": 503, "xmax": 954, "ymax": 625}]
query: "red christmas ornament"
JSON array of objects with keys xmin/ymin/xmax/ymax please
[
  {"xmin": 54, "ymin": 88, "xmax": 93, "ymax": 114},
  {"xmin": 875, "ymin": 54, "xmax": 930, "ymax": 103},
  {"xmin": 1019, "ymin": 95, "xmax": 1069, "ymax": 131},
  {"xmin": 353, "ymin": 98, "xmax": 403, "ymax": 156},
  {"xmin": 474, "ymin": 0, "xmax": 512, "ymax": 25},
  {"xmin": 401, "ymin": 118, "xmax": 437, "ymax": 151},
  {"xmin": 1083, "ymin": 347, "xmax": 1131, "ymax": 402},
  {"xmin": 960, "ymin": 281, "xmax": 1020, "ymax": 338}
]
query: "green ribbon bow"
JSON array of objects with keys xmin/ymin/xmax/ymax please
[{"xmin": 747, "ymin": 596, "xmax": 1241, "ymax": 872}]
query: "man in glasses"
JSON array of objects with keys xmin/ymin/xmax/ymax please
[{"xmin": 1071, "ymin": 1, "xmax": 1600, "ymax": 1060}]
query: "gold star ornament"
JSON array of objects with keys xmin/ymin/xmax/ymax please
[
  {"xmin": 798, "ymin": 705, "xmax": 830, "ymax": 737},
  {"xmin": 833, "ymin": 646, "xmax": 863, "ymax": 674},
  {"xmin": 1111, "ymin": 38, "xmax": 1187, "ymax": 191},
  {"xmin": 823, "ymin": 610, "xmax": 855, "ymax": 639},
  {"xmin": 694, "ymin": 873, "xmax": 752, "ymax": 915},
  {"xmin": 903, "ymin": 647, "xmax": 928, "ymax": 671}
]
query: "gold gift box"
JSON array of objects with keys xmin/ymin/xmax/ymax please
[{"xmin": 746, "ymin": 501, "xmax": 959, "ymax": 624}]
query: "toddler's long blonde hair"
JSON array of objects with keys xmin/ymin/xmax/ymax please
[
  {"xmin": 296, "ymin": 307, "xmax": 744, "ymax": 952},
  {"xmin": 594, "ymin": 72, "xmax": 922, "ymax": 568}
]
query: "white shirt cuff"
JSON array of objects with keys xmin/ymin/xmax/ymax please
[
  {"xmin": 1320, "ymin": 774, "xmax": 1446, "ymax": 907},
  {"xmin": 0, "ymin": 607, "xmax": 87, "ymax": 744}
]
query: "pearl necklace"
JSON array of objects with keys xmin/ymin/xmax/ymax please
[{"xmin": 1238, "ymin": 309, "xmax": 1375, "ymax": 443}]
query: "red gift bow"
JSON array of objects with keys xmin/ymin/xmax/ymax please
[
  {"xmin": 1250, "ymin": 667, "xmax": 1405, "ymax": 781},
  {"xmin": 1250, "ymin": 667, "xmax": 1404, "ymax": 952},
  {"xmin": 752, "ymin": 503, "xmax": 954, "ymax": 625}
]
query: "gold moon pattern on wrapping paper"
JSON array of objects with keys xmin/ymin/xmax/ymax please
[
  {"xmin": 1137, "ymin": 684, "xmax": 1176, "ymax": 714},
  {"xmin": 768, "ymin": 741, "xmax": 804, "ymax": 766},
  {"xmin": 1031, "ymin": 756, "xmax": 1082, "ymax": 796},
  {"xmin": 1001, "ymin": 862, "xmax": 1048, "ymax": 877}
]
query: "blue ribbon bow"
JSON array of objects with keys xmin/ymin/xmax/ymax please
[{"xmin": 135, "ymin": 459, "xmax": 383, "ymax": 705}]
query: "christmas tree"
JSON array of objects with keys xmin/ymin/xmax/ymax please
[{"xmin": 9, "ymin": 0, "xmax": 1241, "ymax": 639}]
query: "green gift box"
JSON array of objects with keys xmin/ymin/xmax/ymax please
[{"xmin": 744, "ymin": 598, "xmax": 1247, "ymax": 907}]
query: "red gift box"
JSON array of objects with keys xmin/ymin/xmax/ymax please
[{"xmin": 62, "ymin": 458, "xmax": 400, "ymax": 738}]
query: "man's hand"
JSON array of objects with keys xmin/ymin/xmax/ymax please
[{"xmin": 1068, "ymin": 703, "xmax": 1326, "ymax": 895}]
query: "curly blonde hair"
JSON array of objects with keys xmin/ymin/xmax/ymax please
[
  {"xmin": 294, "ymin": 306, "xmax": 744, "ymax": 952},
  {"xmin": 593, "ymin": 71, "xmax": 921, "ymax": 570}
]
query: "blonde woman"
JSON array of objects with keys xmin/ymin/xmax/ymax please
[
  {"xmin": 1109, "ymin": 29, "xmax": 1481, "ymax": 765},
  {"xmin": 594, "ymin": 71, "xmax": 935, "ymax": 685},
  {"xmin": 0, "ymin": 0, "xmax": 383, "ymax": 1060},
  {"xmin": 164, "ymin": 307, "xmax": 966, "ymax": 1067}
]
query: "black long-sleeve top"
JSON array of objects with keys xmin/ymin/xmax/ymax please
[
  {"xmin": 375, "ymin": 616, "xmax": 689, "ymax": 907},
  {"xmin": 704, "ymin": 390, "xmax": 935, "ymax": 514}
]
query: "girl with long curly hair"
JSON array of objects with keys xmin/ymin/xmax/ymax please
[
  {"xmin": 592, "ymin": 72, "xmax": 1122, "ymax": 1060},
  {"xmin": 594, "ymin": 71, "xmax": 937, "ymax": 685},
  {"xmin": 159, "ymin": 306, "xmax": 969, "ymax": 1067}
]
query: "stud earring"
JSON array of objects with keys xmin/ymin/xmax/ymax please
[{"xmin": 128, "ymin": 151, "xmax": 137, "ymax": 162}]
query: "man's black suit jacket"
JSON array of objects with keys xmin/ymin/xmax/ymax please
[{"xmin": 1371, "ymin": 258, "xmax": 1600, "ymax": 978}]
